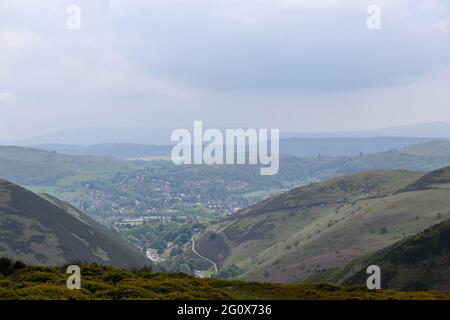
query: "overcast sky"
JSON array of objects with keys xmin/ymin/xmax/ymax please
[{"xmin": 1, "ymin": 0, "xmax": 450, "ymax": 140}]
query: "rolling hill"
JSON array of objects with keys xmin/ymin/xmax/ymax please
[
  {"xmin": 399, "ymin": 165, "xmax": 450, "ymax": 192},
  {"xmin": 0, "ymin": 179, "xmax": 150, "ymax": 268},
  {"xmin": 331, "ymin": 169, "xmax": 450, "ymax": 291},
  {"xmin": 279, "ymin": 137, "xmax": 435, "ymax": 157},
  {"xmin": 29, "ymin": 143, "xmax": 172, "ymax": 159},
  {"xmin": 401, "ymin": 140, "xmax": 450, "ymax": 157},
  {"xmin": 342, "ymin": 216, "xmax": 450, "ymax": 291},
  {"xmin": 190, "ymin": 167, "xmax": 450, "ymax": 283},
  {"xmin": 0, "ymin": 145, "xmax": 133, "ymax": 185}
]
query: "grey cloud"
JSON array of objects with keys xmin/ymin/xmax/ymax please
[{"xmin": 1, "ymin": 0, "xmax": 450, "ymax": 139}]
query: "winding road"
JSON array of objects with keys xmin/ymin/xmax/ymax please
[{"xmin": 191, "ymin": 235, "xmax": 218, "ymax": 273}]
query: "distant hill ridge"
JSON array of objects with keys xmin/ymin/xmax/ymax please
[
  {"xmin": 27, "ymin": 137, "xmax": 440, "ymax": 158},
  {"xmin": 401, "ymin": 140, "xmax": 450, "ymax": 156},
  {"xmin": 399, "ymin": 166, "xmax": 450, "ymax": 192},
  {"xmin": 4, "ymin": 122, "xmax": 450, "ymax": 146}
]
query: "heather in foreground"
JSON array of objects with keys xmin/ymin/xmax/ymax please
[{"xmin": 0, "ymin": 260, "xmax": 449, "ymax": 300}]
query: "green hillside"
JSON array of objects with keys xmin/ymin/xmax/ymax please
[
  {"xmin": 341, "ymin": 217, "xmax": 450, "ymax": 291},
  {"xmin": 0, "ymin": 179, "xmax": 150, "ymax": 268},
  {"xmin": 0, "ymin": 145, "xmax": 132, "ymax": 185},
  {"xmin": 0, "ymin": 259, "xmax": 449, "ymax": 300},
  {"xmin": 191, "ymin": 168, "xmax": 450, "ymax": 283}
]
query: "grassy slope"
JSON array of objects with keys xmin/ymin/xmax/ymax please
[
  {"xmin": 193, "ymin": 169, "xmax": 450, "ymax": 283},
  {"xmin": 343, "ymin": 219, "xmax": 450, "ymax": 292},
  {"xmin": 1, "ymin": 262, "xmax": 449, "ymax": 300},
  {"xmin": 336, "ymin": 173, "xmax": 450, "ymax": 291},
  {"xmin": 0, "ymin": 179, "xmax": 149, "ymax": 268}
]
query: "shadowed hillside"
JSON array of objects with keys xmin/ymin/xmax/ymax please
[
  {"xmin": 0, "ymin": 179, "xmax": 150, "ymax": 268},
  {"xmin": 343, "ymin": 217, "xmax": 450, "ymax": 292},
  {"xmin": 400, "ymin": 166, "xmax": 450, "ymax": 192}
]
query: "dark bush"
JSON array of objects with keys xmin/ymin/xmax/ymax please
[{"xmin": 0, "ymin": 257, "xmax": 26, "ymax": 276}]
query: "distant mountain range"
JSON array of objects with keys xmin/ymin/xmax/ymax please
[
  {"xmin": 283, "ymin": 122, "xmax": 450, "ymax": 139},
  {"xmin": 279, "ymin": 137, "xmax": 437, "ymax": 157},
  {"xmin": 2, "ymin": 127, "xmax": 175, "ymax": 146},
  {"xmin": 4, "ymin": 122, "xmax": 450, "ymax": 147},
  {"xmin": 0, "ymin": 179, "xmax": 150, "ymax": 268},
  {"xmin": 15, "ymin": 137, "xmax": 445, "ymax": 159}
]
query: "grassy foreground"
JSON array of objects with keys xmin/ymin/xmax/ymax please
[{"xmin": 1, "ymin": 260, "xmax": 450, "ymax": 300}]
